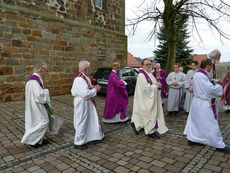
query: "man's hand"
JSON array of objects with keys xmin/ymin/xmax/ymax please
[
  {"xmin": 172, "ymin": 82, "xmax": 178, "ymax": 86},
  {"xmin": 94, "ymin": 85, "xmax": 101, "ymax": 92},
  {"xmin": 189, "ymin": 88, "xmax": 193, "ymax": 92}
]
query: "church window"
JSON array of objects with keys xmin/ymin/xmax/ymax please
[{"xmin": 95, "ymin": 0, "xmax": 103, "ymax": 9}]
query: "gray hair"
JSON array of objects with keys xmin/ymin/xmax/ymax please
[
  {"xmin": 155, "ymin": 63, "xmax": 160, "ymax": 67},
  {"xmin": 34, "ymin": 62, "xmax": 47, "ymax": 73},
  {"xmin": 208, "ymin": 49, "xmax": 221, "ymax": 59},
  {"xmin": 79, "ymin": 60, "xmax": 90, "ymax": 71}
]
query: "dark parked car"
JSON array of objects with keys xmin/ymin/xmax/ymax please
[{"xmin": 91, "ymin": 67, "xmax": 139, "ymax": 95}]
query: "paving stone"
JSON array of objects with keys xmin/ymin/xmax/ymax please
[
  {"xmin": 124, "ymin": 152, "xmax": 134, "ymax": 156},
  {"xmin": 198, "ymin": 169, "xmax": 213, "ymax": 173},
  {"xmin": 31, "ymin": 169, "xmax": 46, "ymax": 173},
  {"xmin": 148, "ymin": 165, "xmax": 166, "ymax": 173},
  {"xmin": 27, "ymin": 166, "xmax": 40, "ymax": 172},
  {"xmin": 114, "ymin": 166, "xmax": 129, "ymax": 173},
  {"xmin": 164, "ymin": 165, "xmax": 181, "ymax": 173},
  {"xmin": 116, "ymin": 160, "xmax": 127, "ymax": 166},
  {"xmin": 203, "ymin": 163, "xmax": 222, "ymax": 172},
  {"xmin": 151, "ymin": 160, "xmax": 167, "ymax": 168},
  {"xmin": 136, "ymin": 161, "xmax": 152, "ymax": 169},
  {"xmin": 139, "ymin": 156, "xmax": 152, "ymax": 163},
  {"xmin": 138, "ymin": 169, "xmax": 151, "ymax": 173},
  {"xmin": 161, "ymin": 157, "xmax": 175, "ymax": 164},
  {"xmin": 103, "ymin": 162, "xmax": 118, "ymax": 170},
  {"xmin": 3, "ymin": 155, "xmax": 15, "ymax": 162}
]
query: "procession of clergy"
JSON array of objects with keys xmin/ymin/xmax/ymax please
[{"xmin": 21, "ymin": 49, "xmax": 230, "ymax": 153}]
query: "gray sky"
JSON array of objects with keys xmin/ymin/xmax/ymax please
[{"xmin": 125, "ymin": 0, "xmax": 230, "ymax": 62}]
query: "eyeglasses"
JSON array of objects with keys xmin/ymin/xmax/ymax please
[
  {"xmin": 42, "ymin": 68, "xmax": 48, "ymax": 72},
  {"xmin": 143, "ymin": 64, "xmax": 152, "ymax": 66}
]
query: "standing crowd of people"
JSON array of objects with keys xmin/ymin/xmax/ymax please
[{"xmin": 21, "ymin": 49, "xmax": 230, "ymax": 153}]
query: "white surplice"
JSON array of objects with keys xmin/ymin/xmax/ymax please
[
  {"xmin": 131, "ymin": 69, "xmax": 168, "ymax": 135},
  {"xmin": 71, "ymin": 74, "xmax": 104, "ymax": 145},
  {"xmin": 166, "ymin": 72, "xmax": 185, "ymax": 111},
  {"xmin": 184, "ymin": 69, "xmax": 196, "ymax": 113},
  {"xmin": 21, "ymin": 73, "xmax": 50, "ymax": 145},
  {"xmin": 184, "ymin": 71, "xmax": 225, "ymax": 148}
]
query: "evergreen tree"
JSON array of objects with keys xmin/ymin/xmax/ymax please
[{"xmin": 154, "ymin": 20, "xmax": 193, "ymax": 73}]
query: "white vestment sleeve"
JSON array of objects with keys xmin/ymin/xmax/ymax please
[
  {"xmin": 177, "ymin": 73, "xmax": 185, "ymax": 87},
  {"xmin": 30, "ymin": 81, "xmax": 50, "ymax": 104},
  {"xmin": 194, "ymin": 74, "xmax": 223, "ymax": 98},
  {"xmin": 166, "ymin": 73, "xmax": 172, "ymax": 86},
  {"xmin": 138, "ymin": 74, "xmax": 157, "ymax": 98},
  {"xmin": 185, "ymin": 72, "xmax": 191, "ymax": 89},
  {"xmin": 71, "ymin": 77, "xmax": 96, "ymax": 99}
]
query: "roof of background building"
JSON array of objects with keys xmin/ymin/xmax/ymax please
[
  {"xmin": 193, "ymin": 54, "xmax": 207, "ymax": 64},
  {"xmin": 127, "ymin": 52, "xmax": 141, "ymax": 67}
]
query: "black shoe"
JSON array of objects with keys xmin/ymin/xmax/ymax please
[
  {"xmin": 91, "ymin": 139, "xmax": 104, "ymax": 145},
  {"xmin": 30, "ymin": 144, "xmax": 40, "ymax": 148},
  {"xmin": 74, "ymin": 144, "xmax": 88, "ymax": 150},
  {"xmin": 130, "ymin": 123, "xmax": 138, "ymax": 135},
  {"xmin": 148, "ymin": 133, "xmax": 160, "ymax": 139},
  {"xmin": 167, "ymin": 112, "xmax": 173, "ymax": 116},
  {"xmin": 188, "ymin": 140, "xmax": 204, "ymax": 146},
  {"xmin": 225, "ymin": 110, "xmax": 230, "ymax": 113},
  {"xmin": 174, "ymin": 111, "xmax": 179, "ymax": 115},
  {"xmin": 216, "ymin": 146, "xmax": 230, "ymax": 153},
  {"xmin": 42, "ymin": 139, "xmax": 50, "ymax": 145}
]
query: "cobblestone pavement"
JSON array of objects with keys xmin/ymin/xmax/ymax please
[{"xmin": 0, "ymin": 94, "xmax": 230, "ymax": 173}]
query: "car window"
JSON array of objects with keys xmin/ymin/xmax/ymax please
[
  {"xmin": 133, "ymin": 69, "xmax": 138, "ymax": 77},
  {"xmin": 122, "ymin": 68, "xmax": 133, "ymax": 77},
  {"xmin": 95, "ymin": 69, "xmax": 111, "ymax": 79}
]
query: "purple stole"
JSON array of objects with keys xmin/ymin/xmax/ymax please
[
  {"xmin": 26, "ymin": 75, "xmax": 44, "ymax": 89},
  {"xmin": 139, "ymin": 69, "xmax": 158, "ymax": 129},
  {"xmin": 75, "ymin": 72, "xmax": 103, "ymax": 132},
  {"xmin": 139, "ymin": 69, "xmax": 153, "ymax": 84},
  {"xmin": 213, "ymin": 63, "xmax": 216, "ymax": 79},
  {"xmin": 197, "ymin": 68, "xmax": 217, "ymax": 119}
]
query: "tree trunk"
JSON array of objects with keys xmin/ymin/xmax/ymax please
[
  {"xmin": 166, "ymin": 36, "xmax": 177, "ymax": 73},
  {"xmin": 165, "ymin": 23, "xmax": 177, "ymax": 74}
]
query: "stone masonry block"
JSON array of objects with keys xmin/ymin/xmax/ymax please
[
  {"xmin": 43, "ymin": 32, "xmax": 56, "ymax": 40},
  {"xmin": 6, "ymin": 58, "xmax": 20, "ymax": 65},
  {"xmin": 0, "ymin": 66, "xmax": 13, "ymax": 75},
  {"xmin": 32, "ymin": 30, "xmax": 42, "ymax": 37},
  {"xmin": 51, "ymin": 28, "xmax": 60, "ymax": 34},
  {"xmin": 0, "ymin": 58, "xmax": 5, "ymax": 65},
  {"xmin": 12, "ymin": 40, "xmax": 22, "ymax": 47}
]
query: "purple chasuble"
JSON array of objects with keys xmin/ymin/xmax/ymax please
[
  {"xmin": 220, "ymin": 70, "xmax": 230, "ymax": 105},
  {"xmin": 26, "ymin": 75, "xmax": 44, "ymax": 89},
  {"xmin": 75, "ymin": 72, "xmax": 103, "ymax": 132},
  {"xmin": 103, "ymin": 71, "xmax": 128, "ymax": 119},
  {"xmin": 197, "ymin": 68, "xmax": 217, "ymax": 119},
  {"xmin": 153, "ymin": 69, "xmax": 168, "ymax": 98},
  {"xmin": 139, "ymin": 69, "xmax": 158, "ymax": 129}
]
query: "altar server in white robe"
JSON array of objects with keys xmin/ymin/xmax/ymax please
[
  {"xmin": 21, "ymin": 62, "xmax": 51, "ymax": 148},
  {"xmin": 166, "ymin": 64, "xmax": 185, "ymax": 115},
  {"xmin": 184, "ymin": 59, "xmax": 230, "ymax": 153},
  {"xmin": 184, "ymin": 61, "xmax": 198, "ymax": 113},
  {"xmin": 71, "ymin": 60, "xmax": 104, "ymax": 150},
  {"xmin": 179, "ymin": 67, "xmax": 186, "ymax": 108},
  {"xmin": 131, "ymin": 59, "xmax": 168, "ymax": 139}
]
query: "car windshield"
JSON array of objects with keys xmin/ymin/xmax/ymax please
[{"xmin": 94, "ymin": 68, "xmax": 111, "ymax": 80}]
